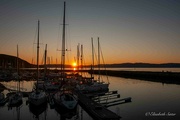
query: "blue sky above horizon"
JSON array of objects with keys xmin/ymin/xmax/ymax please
[{"xmin": 0, "ymin": 0, "xmax": 180, "ymax": 65}]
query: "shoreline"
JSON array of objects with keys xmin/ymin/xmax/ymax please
[{"xmin": 89, "ymin": 70, "xmax": 180, "ymax": 85}]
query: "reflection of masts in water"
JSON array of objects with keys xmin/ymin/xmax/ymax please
[
  {"xmin": 80, "ymin": 107, "xmax": 83, "ymax": 120},
  {"xmin": 8, "ymin": 105, "xmax": 22, "ymax": 120},
  {"xmin": 55, "ymin": 104, "xmax": 79, "ymax": 120},
  {"xmin": 16, "ymin": 106, "xmax": 21, "ymax": 120},
  {"xmin": 29, "ymin": 103, "xmax": 47, "ymax": 120}
]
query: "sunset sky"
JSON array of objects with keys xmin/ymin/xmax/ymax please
[{"xmin": 0, "ymin": 0, "xmax": 180, "ymax": 65}]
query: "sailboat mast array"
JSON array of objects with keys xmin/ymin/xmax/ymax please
[
  {"xmin": 8, "ymin": 45, "xmax": 23, "ymax": 107},
  {"xmin": 28, "ymin": 20, "xmax": 47, "ymax": 107},
  {"xmin": 54, "ymin": 1, "xmax": 78, "ymax": 110}
]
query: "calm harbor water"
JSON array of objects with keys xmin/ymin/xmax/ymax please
[
  {"xmin": 0, "ymin": 73, "xmax": 180, "ymax": 120},
  {"xmin": 105, "ymin": 67, "xmax": 180, "ymax": 72},
  {"xmin": 36, "ymin": 67, "xmax": 180, "ymax": 72}
]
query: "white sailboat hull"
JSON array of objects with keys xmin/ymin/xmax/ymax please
[{"xmin": 54, "ymin": 92, "xmax": 77, "ymax": 110}]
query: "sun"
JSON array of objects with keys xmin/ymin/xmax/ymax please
[
  {"xmin": 72, "ymin": 62, "xmax": 77, "ymax": 71},
  {"xmin": 72, "ymin": 62, "xmax": 77, "ymax": 67}
]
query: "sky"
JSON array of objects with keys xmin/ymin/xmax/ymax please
[{"xmin": 0, "ymin": 0, "xmax": 180, "ymax": 65}]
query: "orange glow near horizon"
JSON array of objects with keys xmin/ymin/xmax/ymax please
[
  {"xmin": 0, "ymin": 1, "xmax": 180, "ymax": 66},
  {"xmin": 22, "ymin": 56, "xmax": 180, "ymax": 65},
  {"xmin": 72, "ymin": 62, "xmax": 77, "ymax": 67},
  {"xmin": 72, "ymin": 62, "xmax": 77, "ymax": 71}
]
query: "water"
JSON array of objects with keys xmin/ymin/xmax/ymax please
[
  {"xmin": 29, "ymin": 67, "xmax": 180, "ymax": 72},
  {"xmin": 105, "ymin": 67, "xmax": 180, "ymax": 72},
  {"xmin": 108, "ymin": 76, "xmax": 180, "ymax": 120},
  {"xmin": 1, "ymin": 74, "xmax": 180, "ymax": 120}
]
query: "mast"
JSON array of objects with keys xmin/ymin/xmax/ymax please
[
  {"xmin": 98, "ymin": 37, "xmax": 100, "ymax": 82},
  {"xmin": 77, "ymin": 43, "xmax": 80, "ymax": 73},
  {"xmin": 80, "ymin": 44, "xmax": 83, "ymax": 76},
  {"xmin": 44, "ymin": 44, "xmax": 47, "ymax": 79},
  {"xmin": 61, "ymin": 1, "xmax": 66, "ymax": 80},
  {"xmin": 36, "ymin": 20, "xmax": 40, "ymax": 92},
  {"xmin": 91, "ymin": 37, "xmax": 94, "ymax": 79},
  {"xmin": 17, "ymin": 44, "xmax": 20, "ymax": 92}
]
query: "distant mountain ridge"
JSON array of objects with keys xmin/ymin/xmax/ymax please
[
  {"xmin": 0, "ymin": 54, "xmax": 180, "ymax": 68},
  {"xmin": 105, "ymin": 62, "xmax": 180, "ymax": 68}
]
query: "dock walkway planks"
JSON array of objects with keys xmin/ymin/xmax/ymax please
[{"xmin": 75, "ymin": 90, "xmax": 121, "ymax": 120}]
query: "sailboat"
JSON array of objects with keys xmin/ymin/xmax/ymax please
[
  {"xmin": 54, "ymin": 1, "xmax": 77, "ymax": 110},
  {"xmin": 76, "ymin": 38, "xmax": 109, "ymax": 92},
  {"xmin": 29, "ymin": 101, "xmax": 47, "ymax": 119},
  {"xmin": 28, "ymin": 20, "xmax": 47, "ymax": 106},
  {"xmin": 8, "ymin": 45, "xmax": 23, "ymax": 107},
  {"xmin": 55, "ymin": 103, "xmax": 78, "ymax": 120}
]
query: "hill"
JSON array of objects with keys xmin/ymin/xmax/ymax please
[{"xmin": 0, "ymin": 54, "xmax": 32, "ymax": 68}]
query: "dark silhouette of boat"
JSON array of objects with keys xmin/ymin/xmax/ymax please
[{"xmin": 29, "ymin": 102, "xmax": 47, "ymax": 119}]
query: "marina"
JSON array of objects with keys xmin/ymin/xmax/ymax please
[
  {"xmin": 0, "ymin": 74, "xmax": 180, "ymax": 120},
  {"xmin": 0, "ymin": 1, "xmax": 128, "ymax": 119},
  {"xmin": 0, "ymin": 75, "xmax": 130, "ymax": 120},
  {"xmin": 0, "ymin": 0, "xmax": 180, "ymax": 120},
  {"xmin": 76, "ymin": 90, "xmax": 121, "ymax": 120}
]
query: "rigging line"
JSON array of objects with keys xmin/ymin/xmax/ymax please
[
  {"xmin": 83, "ymin": 56, "xmax": 89, "ymax": 77},
  {"xmin": 93, "ymin": 44, "xmax": 98, "ymax": 69},
  {"xmin": 56, "ymin": 2, "xmax": 63, "ymax": 52},
  {"xmin": 65, "ymin": 29, "xmax": 71, "ymax": 65},
  {"xmin": 93, "ymin": 44, "xmax": 100, "ymax": 81},
  {"xmin": 56, "ymin": 20, "xmax": 61, "ymax": 51},
  {"xmin": 65, "ymin": 1, "xmax": 71, "ymax": 51},
  {"xmin": 32, "ymin": 28, "xmax": 44, "ymax": 66},
  {"xmin": 41, "ymin": 50, "xmax": 45, "ymax": 65},
  {"xmin": 39, "ymin": 23, "xmax": 45, "ymax": 66},
  {"xmin": 64, "ymin": 13, "xmax": 72, "ymax": 66},
  {"xmin": 32, "ymin": 23, "xmax": 38, "ymax": 64},
  {"xmin": 100, "ymin": 42, "xmax": 109, "ymax": 84}
]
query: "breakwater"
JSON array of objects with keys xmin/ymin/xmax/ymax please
[{"xmin": 89, "ymin": 70, "xmax": 180, "ymax": 85}]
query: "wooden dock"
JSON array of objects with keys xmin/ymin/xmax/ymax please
[
  {"xmin": 75, "ymin": 90, "xmax": 121, "ymax": 120},
  {"xmin": 86, "ymin": 90, "xmax": 131, "ymax": 108}
]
